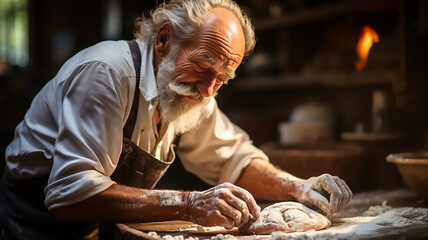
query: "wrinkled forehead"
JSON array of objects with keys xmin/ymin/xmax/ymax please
[{"xmin": 193, "ymin": 8, "xmax": 245, "ymax": 69}]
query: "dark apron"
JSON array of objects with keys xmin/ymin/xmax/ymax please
[
  {"xmin": 110, "ymin": 40, "xmax": 175, "ymax": 189},
  {"xmin": 111, "ymin": 137, "xmax": 174, "ymax": 189},
  {"xmin": 0, "ymin": 40, "xmax": 174, "ymax": 240}
]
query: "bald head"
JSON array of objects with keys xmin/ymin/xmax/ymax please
[{"xmin": 199, "ymin": 7, "xmax": 246, "ymax": 60}]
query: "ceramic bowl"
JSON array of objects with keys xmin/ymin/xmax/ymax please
[{"xmin": 387, "ymin": 152, "xmax": 428, "ymax": 200}]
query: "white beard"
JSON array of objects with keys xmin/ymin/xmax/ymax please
[{"xmin": 156, "ymin": 46, "xmax": 212, "ymax": 134}]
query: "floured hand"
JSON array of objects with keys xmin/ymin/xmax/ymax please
[
  {"xmin": 239, "ymin": 202, "xmax": 331, "ymax": 235},
  {"xmin": 186, "ymin": 182, "xmax": 261, "ymax": 229},
  {"xmin": 294, "ymin": 174, "xmax": 352, "ymax": 217}
]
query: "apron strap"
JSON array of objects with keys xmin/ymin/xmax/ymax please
[{"xmin": 123, "ymin": 40, "xmax": 142, "ymax": 139}]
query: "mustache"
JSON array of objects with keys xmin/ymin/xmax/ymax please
[{"xmin": 168, "ymin": 82, "xmax": 202, "ymax": 99}]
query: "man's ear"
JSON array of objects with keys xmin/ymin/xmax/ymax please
[{"xmin": 154, "ymin": 22, "xmax": 172, "ymax": 61}]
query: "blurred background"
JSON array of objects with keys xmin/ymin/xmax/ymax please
[{"xmin": 1, "ymin": 0, "xmax": 428, "ymax": 193}]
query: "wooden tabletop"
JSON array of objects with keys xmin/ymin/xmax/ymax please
[{"xmin": 107, "ymin": 188, "xmax": 428, "ymax": 240}]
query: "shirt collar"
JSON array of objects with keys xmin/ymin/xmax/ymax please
[{"xmin": 136, "ymin": 38, "xmax": 158, "ymax": 102}]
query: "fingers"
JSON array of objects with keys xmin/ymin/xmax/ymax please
[
  {"xmin": 330, "ymin": 177, "xmax": 345, "ymax": 213},
  {"xmin": 188, "ymin": 183, "xmax": 260, "ymax": 229},
  {"xmin": 337, "ymin": 177, "xmax": 353, "ymax": 208},
  {"xmin": 188, "ymin": 190, "xmax": 236, "ymax": 228},
  {"xmin": 304, "ymin": 189, "xmax": 331, "ymax": 216},
  {"xmin": 228, "ymin": 183, "xmax": 261, "ymax": 219},
  {"xmin": 343, "ymin": 178, "xmax": 353, "ymax": 203},
  {"xmin": 313, "ymin": 174, "xmax": 353, "ymax": 216},
  {"xmin": 211, "ymin": 209, "xmax": 236, "ymax": 229},
  {"xmin": 217, "ymin": 200, "xmax": 244, "ymax": 229},
  {"xmin": 328, "ymin": 176, "xmax": 352, "ymax": 214},
  {"xmin": 218, "ymin": 183, "xmax": 260, "ymax": 226}
]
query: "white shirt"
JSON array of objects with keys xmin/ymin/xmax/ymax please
[{"xmin": 5, "ymin": 40, "xmax": 268, "ymax": 210}]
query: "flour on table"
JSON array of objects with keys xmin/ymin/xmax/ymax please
[
  {"xmin": 362, "ymin": 200, "xmax": 392, "ymax": 216},
  {"xmin": 148, "ymin": 231, "xmax": 199, "ymax": 240},
  {"xmin": 239, "ymin": 201, "xmax": 331, "ymax": 235},
  {"xmin": 268, "ymin": 201, "xmax": 428, "ymax": 240},
  {"xmin": 210, "ymin": 234, "xmax": 238, "ymax": 240},
  {"xmin": 146, "ymin": 232, "xmax": 237, "ymax": 240}
]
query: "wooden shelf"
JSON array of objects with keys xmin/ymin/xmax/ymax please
[
  {"xmin": 341, "ymin": 132, "xmax": 404, "ymax": 142},
  {"xmin": 253, "ymin": 0, "xmax": 399, "ymax": 32},
  {"xmin": 234, "ymin": 70, "xmax": 398, "ymax": 90}
]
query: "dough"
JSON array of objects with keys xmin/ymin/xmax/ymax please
[{"xmin": 239, "ymin": 202, "xmax": 331, "ymax": 235}]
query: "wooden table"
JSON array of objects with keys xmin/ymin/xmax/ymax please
[{"xmin": 107, "ymin": 189, "xmax": 428, "ymax": 240}]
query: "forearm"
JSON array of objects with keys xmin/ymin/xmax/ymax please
[
  {"xmin": 50, "ymin": 184, "xmax": 190, "ymax": 223},
  {"xmin": 235, "ymin": 158, "xmax": 303, "ymax": 201}
]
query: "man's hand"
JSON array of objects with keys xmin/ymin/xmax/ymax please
[
  {"xmin": 186, "ymin": 182, "xmax": 261, "ymax": 229},
  {"xmin": 293, "ymin": 174, "xmax": 352, "ymax": 217},
  {"xmin": 235, "ymin": 159, "xmax": 352, "ymax": 217}
]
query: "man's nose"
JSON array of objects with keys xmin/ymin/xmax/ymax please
[{"xmin": 196, "ymin": 78, "xmax": 216, "ymax": 97}]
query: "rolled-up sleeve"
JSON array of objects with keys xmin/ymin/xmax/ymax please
[
  {"xmin": 45, "ymin": 61, "xmax": 128, "ymax": 210},
  {"xmin": 176, "ymin": 100, "xmax": 269, "ymax": 186}
]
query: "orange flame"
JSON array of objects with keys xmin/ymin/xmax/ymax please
[{"xmin": 355, "ymin": 26, "xmax": 379, "ymax": 71}]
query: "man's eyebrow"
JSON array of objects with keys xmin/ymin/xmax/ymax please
[{"xmin": 198, "ymin": 52, "xmax": 237, "ymax": 79}]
